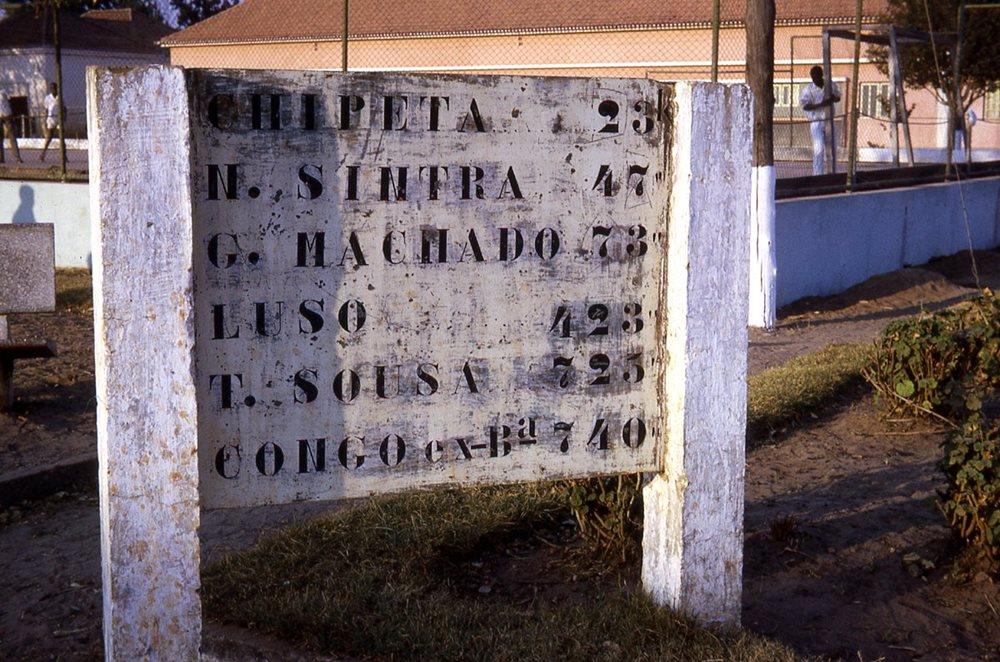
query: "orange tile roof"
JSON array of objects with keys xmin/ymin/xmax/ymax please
[{"xmin": 162, "ymin": 0, "xmax": 888, "ymax": 46}]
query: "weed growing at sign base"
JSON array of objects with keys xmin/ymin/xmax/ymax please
[{"xmin": 203, "ymin": 486, "xmax": 794, "ymax": 660}]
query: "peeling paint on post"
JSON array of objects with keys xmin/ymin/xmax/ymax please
[
  {"xmin": 88, "ymin": 66, "xmax": 201, "ymax": 660},
  {"xmin": 89, "ymin": 66, "xmax": 750, "ymax": 657}
]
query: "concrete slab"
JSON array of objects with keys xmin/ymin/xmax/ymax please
[{"xmin": 0, "ymin": 223, "xmax": 56, "ymax": 314}]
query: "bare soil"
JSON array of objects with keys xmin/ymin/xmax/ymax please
[{"xmin": 2, "ymin": 249, "xmax": 999, "ymax": 659}]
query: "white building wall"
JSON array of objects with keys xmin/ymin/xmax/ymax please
[{"xmin": 0, "ymin": 47, "xmax": 167, "ymax": 134}]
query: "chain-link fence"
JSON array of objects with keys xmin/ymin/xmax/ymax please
[{"xmin": 8, "ymin": 1, "xmax": 997, "ymax": 181}]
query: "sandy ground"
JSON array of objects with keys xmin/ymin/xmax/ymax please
[{"xmin": 1, "ymin": 249, "xmax": 999, "ymax": 659}]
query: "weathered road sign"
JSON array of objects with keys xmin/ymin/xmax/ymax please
[
  {"xmin": 88, "ymin": 66, "xmax": 750, "ymax": 660},
  {"xmin": 190, "ymin": 71, "xmax": 668, "ymax": 508}
]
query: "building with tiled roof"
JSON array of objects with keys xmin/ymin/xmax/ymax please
[
  {"xmin": 161, "ymin": 0, "xmax": 998, "ymax": 165},
  {"xmin": 0, "ymin": 8, "xmax": 171, "ymax": 135}
]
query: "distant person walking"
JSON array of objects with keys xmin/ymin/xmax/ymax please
[
  {"xmin": 953, "ymin": 106, "xmax": 976, "ymax": 164},
  {"xmin": 0, "ymin": 87, "xmax": 23, "ymax": 164},
  {"xmin": 39, "ymin": 82, "xmax": 60, "ymax": 162},
  {"xmin": 800, "ymin": 66, "xmax": 841, "ymax": 176}
]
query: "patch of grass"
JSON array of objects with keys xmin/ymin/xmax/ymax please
[
  {"xmin": 54, "ymin": 268, "xmax": 92, "ymax": 313},
  {"xmin": 748, "ymin": 342, "xmax": 869, "ymax": 440},
  {"xmin": 203, "ymin": 486, "xmax": 794, "ymax": 660}
]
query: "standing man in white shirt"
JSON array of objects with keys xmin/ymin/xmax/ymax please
[
  {"xmin": 39, "ymin": 82, "xmax": 60, "ymax": 162},
  {"xmin": 800, "ymin": 66, "xmax": 841, "ymax": 176},
  {"xmin": 0, "ymin": 87, "xmax": 23, "ymax": 164}
]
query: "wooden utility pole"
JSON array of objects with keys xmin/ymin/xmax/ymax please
[
  {"xmin": 711, "ymin": 0, "xmax": 720, "ymax": 82},
  {"xmin": 52, "ymin": 4, "xmax": 67, "ymax": 179},
  {"xmin": 746, "ymin": 0, "xmax": 774, "ymax": 167},
  {"xmin": 341, "ymin": 0, "xmax": 349, "ymax": 72},
  {"xmin": 746, "ymin": 0, "xmax": 777, "ymax": 329}
]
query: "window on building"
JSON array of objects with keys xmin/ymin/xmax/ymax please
[
  {"xmin": 985, "ymin": 89, "xmax": 1000, "ymax": 120},
  {"xmin": 859, "ymin": 82, "xmax": 891, "ymax": 119}
]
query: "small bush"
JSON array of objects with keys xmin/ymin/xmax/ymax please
[
  {"xmin": 939, "ymin": 416, "xmax": 1000, "ymax": 567},
  {"xmin": 559, "ymin": 473, "xmax": 643, "ymax": 559},
  {"xmin": 864, "ymin": 290, "xmax": 1000, "ymax": 422}
]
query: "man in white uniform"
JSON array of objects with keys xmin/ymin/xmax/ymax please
[
  {"xmin": 39, "ymin": 82, "xmax": 60, "ymax": 162},
  {"xmin": 0, "ymin": 87, "xmax": 23, "ymax": 164},
  {"xmin": 800, "ymin": 66, "xmax": 841, "ymax": 176}
]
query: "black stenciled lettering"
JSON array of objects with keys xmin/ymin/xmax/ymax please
[
  {"xmin": 302, "ymin": 94, "xmax": 317, "ymax": 130},
  {"xmin": 592, "ymin": 165, "xmax": 614, "ymax": 197},
  {"xmin": 588, "ymin": 418, "xmax": 610, "ymax": 450},
  {"xmin": 254, "ymin": 301, "xmax": 283, "ymax": 337},
  {"xmin": 627, "ymin": 164, "xmax": 648, "ymax": 197},
  {"xmin": 425, "ymin": 439, "xmax": 444, "ymax": 462},
  {"xmin": 382, "ymin": 96, "xmax": 408, "ymax": 130},
  {"xmin": 297, "ymin": 164, "xmax": 323, "ymax": 199},
  {"xmin": 251, "ymin": 94, "xmax": 263, "ymax": 129},
  {"xmin": 589, "ymin": 354, "xmax": 611, "ymax": 386},
  {"xmin": 552, "ymin": 356, "xmax": 573, "ymax": 389},
  {"xmin": 458, "ymin": 98, "xmax": 486, "ymax": 132},
  {"xmin": 488, "ymin": 425, "xmax": 512, "ymax": 457},
  {"xmin": 338, "ymin": 436, "xmax": 365, "ymax": 469},
  {"xmin": 212, "ymin": 303, "xmax": 240, "ymax": 340},
  {"xmin": 207, "ymin": 94, "xmax": 236, "ymax": 130},
  {"xmin": 517, "ymin": 418, "xmax": 537, "ymax": 445},
  {"xmin": 339, "ymin": 95, "xmax": 365, "ymax": 130},
  {"xmin": 626, "ymin": 225, "xmax": 648, "ymax": 257},
  {"xmin": 419, "ymin": 166, "xmax": 448, "ymax": 201},
  {"xmin": 416, "ymin": 363, "xmax": 439, "ymax": 395},
  {"xmin": 598, "ymin": 99, "xmax": 619, "ymax": 133},
  {"xmin": 375, "ymin": 365, "xmax": 402, "ymax": 399},
  {"xmin": 293, "ymin": 369, "xmax": 318, "ymax": 404},
  {"xmin": 382, "ymin": 230, "xmax": 406, "ymax": 264},
  {"xmin": 333, "ymin": 369, "xmax": 361, "ymax": 403},
  {"xmin": 554, "ymin": 421, "xmax": 573, "ymax": 453},
  {"xmin": 208, "ymin": 233, "xmax": 239, "ymax": 268},
  {"xmin": 420, "ymin": 228, "xmax": 448, "ymax": 264},
  {"xmin": 338, "ymin": 300, "xmax": 366, "ymax": 332},
  {"xmin": 460, "ymin": 166, "xmax": 485, "ymax": 200},
  {"xmin": 499, "ymin": 227, "xmax": 523, "ymax": 261},
  {"xmin": 624, "ymin": 352, "xmax": 645, "ymax": 383},
  {"xmin": 534, "ymin": 228, "xmax": 560, "ymax": 259},
  {"xmin": 255, "ymin": 442, "xmax": 284, "ymax": 476},
  {"xmin": 380, "ymin": 167, "xmax": 407, "ymax": 201},
  {"xmin": 588, "ymin": 304, "xmax": 609, "ymax": 336},
  {"xmin": 297, "ymin": 232, "xmax": 325, "ymax": 267},
  {"xmin": 632, "ymin": 99, "xmax": 656, "ymax": 134},
  {"xmin": 209, "ymin": 373, "xmax": 242, "ymax": 409},
  {"xmin": 497, "ymin": 167, "xmax": 523, "ymax": 199},
  {"xmin": 345, "ymin": 165, "xmax": 360, "ymax": 200},
  {"xmin": 455, "ymin": 437, "xmax": 473, "ymax": 460},
  {"xmin": 298, "ymin": 299, "xmax": 324, "ymax": 334},
  {"xmin": 207, "ymin": 164, "xmax": 238, "ymax": 200},
  {"xmin": 592, "ymin": 226, "xmax": 612, "ymax": 257},
  {"xmin": 298, "ymin": 438, "xmax": 326, "ymax": 473},
  {"xmin": 456, "ymin": 229, "xmax": 485, "ymax": 263},
  {"xmin": 421, "ymin": 95, "xmax": 449, "ymax": 131},
  {"xmin": 622, "ymin": 418, "xmax": 647, "ymax": 448},
  {"xmin": 338, "ymin": 231, "xmax": 368, "ymax": 267},
  {"xmin": 453, "ymin": 360, "xmax": 480, "ymax": 394},
  {"xmin": 269, "ymin": 94, "xmax": 282, "ymax": 129},
  {"xmin": 622, "ymin": 303, "xmax": 644, "ymax": 333},
  {"xmin": 380, "ymin": 434, "xmax": 406, "ymax": 466},
  {"xmin": 214, "ymin": 444, "xmax": 240, "ymax": 479},
  {"xmin": 550, "ymin": 305, "xmax": 571, "ymax": 338}
]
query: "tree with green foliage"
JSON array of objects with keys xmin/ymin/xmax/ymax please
[
  {"xmin": 170, "ymin": 0, "xmax": 237, "ymax": 27},
  {"xmin": 873, "ymin": 0, "xmax": 1000, "ymax": 118}
]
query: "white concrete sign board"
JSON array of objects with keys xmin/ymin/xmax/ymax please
[
  {"xmin": 88, "ymin": 66, "xmax": 751, "ymax": 660},
  {"xmin": 191, "ymin": 71, "xmax": 668, "ymax": 508}
]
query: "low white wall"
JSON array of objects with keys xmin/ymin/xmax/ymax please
[
  {"xmin": 775, "ymin": 176, "xmax": 1000, "ymax": 307},
  {"xmin": 0, "ymin": 179, "xmax": 90, "ymax": 268}
]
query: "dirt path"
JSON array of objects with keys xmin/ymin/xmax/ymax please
[{"xmin": 2, "ymin": 249, "xmax": 1000, "ymax": 658}]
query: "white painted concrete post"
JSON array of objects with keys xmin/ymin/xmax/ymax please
[
  {"xmin": 748, "ymin": 165, "xmax": 776, "ymax": 329},
  {"xmin": 642, "ymin": 82, "xmax": 751, "ymax": 625},
  {"xmin": 87, "ymin": 66, "xmax": 202, "ymax": 660}
]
